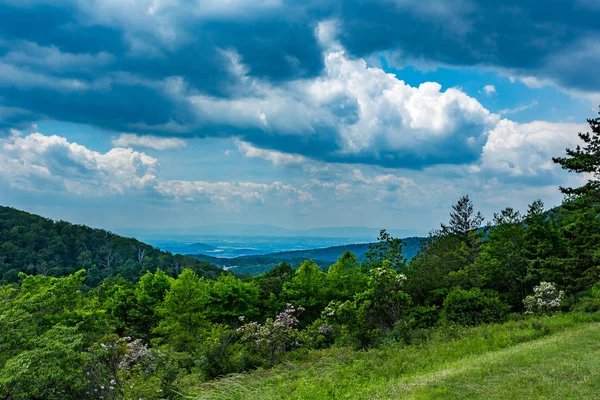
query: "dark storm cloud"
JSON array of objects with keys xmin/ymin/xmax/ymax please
[{"xmin": 335, "ymin": 0, "xmax": 600, "ymax": 92}]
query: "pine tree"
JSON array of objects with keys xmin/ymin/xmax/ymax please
[
  {"xmin": 552, "ymin": 109, "xmax": 600, "ymax": 201},
  {"xmin": 551, "ymin": 109, "xmax": 600, "ymax": 291},
  {"xmin": 441, "ymin": 195, "xmax": 485, "ymax": 240}
]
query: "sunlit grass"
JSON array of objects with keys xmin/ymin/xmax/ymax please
[{"xmin": 189, "ymin": 313, "xmax": 600, "ymax": 400}]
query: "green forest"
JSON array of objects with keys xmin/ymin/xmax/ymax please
[{"xmin": 1, "ymin": 111, "xmax": 600, "ymax": 399}]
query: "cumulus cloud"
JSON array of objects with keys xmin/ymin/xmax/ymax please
[
  {"xmin": 183, "ymin": 37, "xmax": 499, "ymax": 168},
  {"xmin": 0, "ymin": 132, "xmax": 159, "ymax": 194},
  {"xmin": 0, "ymin": 131, "xmax": 313, "ymax": 208},
  {"xmin": 112, "ymin": 133, "xmax": 187, "ymax": 150},
  {"xmin": 477, "ymin": 119, "xmax": 586, "ymax": 183}
]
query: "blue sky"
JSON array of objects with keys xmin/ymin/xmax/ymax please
[{"xmin": 0, "ymin": 0, "xmax": 598, "ymax": 236}]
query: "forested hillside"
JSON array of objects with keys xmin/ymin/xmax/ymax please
[
  {"xmin": 0, "ymin": 206, "xmax": 222, "ymax": 285},
  {"xmin": 192, "ymin": 253, "xmax": 333, "ymax": 275},
  {"xmin": 1, "ymin": 112, "xmax": 600, "ymax": 399}
]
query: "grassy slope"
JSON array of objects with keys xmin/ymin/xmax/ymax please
[{"xmin": 192, "ymin": 313, "xmax": 600, "ymax": 400}]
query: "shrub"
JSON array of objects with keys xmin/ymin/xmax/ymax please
[
  {"xmin": 322, "ymin": 264, "xmax": 412, "ymax": 348},
  {"xmin": 592, "ymin": 282, "xmax": 600, "ymax": 303},
  {"xmin": 237, "ymin": 304, "xmax": 305, "ymax": 363},
  {"xmin": 523, "ymin": 282, "xmax": 564, "ymax": 316},
  {"xmin": 85, "ymin": 335, "xmax": 181, "ymax": 400},
  {"xmin": 441, "ymin": 288, "xmax": 509, "ymax": 326},
  {"xmin": 409, "ymin": 305, "xmax": 440, "ymax": 329}
]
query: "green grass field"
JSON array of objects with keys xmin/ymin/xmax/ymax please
[{"xmin": 191, "ymin": 313, "xmax": 600, "ymax": 400}]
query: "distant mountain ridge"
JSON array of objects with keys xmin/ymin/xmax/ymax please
[
  {"xmin": 189, "ymin": 236, "xmax": 424, "ymax": 275},
  {"xmin": 118, "ymin": 224, "xmax": 423, "ymax": 239}
]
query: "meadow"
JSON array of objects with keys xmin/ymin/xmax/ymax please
[{"xmin": 194, "ymin": 313, "xmax": 600, "ymax": 400}]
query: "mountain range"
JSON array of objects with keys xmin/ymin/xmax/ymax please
[
  {"xmin": 117, "ymin": 223, "xmax": 423, "ymax": 240},
  {"xmin": 188, "ymin": 237, "xmax": 424, "ymax": 275}
]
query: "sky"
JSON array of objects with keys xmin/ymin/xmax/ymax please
[{"xmin": 0, "ymin": 0, "xmax": 599, "ymax": 236}]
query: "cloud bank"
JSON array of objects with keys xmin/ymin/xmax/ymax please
[{"xmin": 0, "ymin": 1, "xmax": 597, "ymax": 170}]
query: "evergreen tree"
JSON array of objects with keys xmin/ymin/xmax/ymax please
[
  {"xmin": 553, "ymin": 109, "xmax": 600, "ymax": 200},
  {"xmin": 551, "ymin": 109, "xmax": 600, "ymax": 291},
  {"xmin": 441, "ymin": 195, "xmax": 485, "ymax": 240}
]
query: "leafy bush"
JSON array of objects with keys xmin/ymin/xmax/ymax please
[
  {"xmin": 237, "ymin": 304, "xmax": 305, "ymax": 363},
  {"xmin": 409, "ymin": 305, "xmax": 440, "ymax": 329},
  {"xmin": 441, "ymin": 288, "xmax": 509, "ymax": 326}
]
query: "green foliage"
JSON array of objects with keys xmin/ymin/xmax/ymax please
[
  {"xmin": 405, "ymin": 232, "xmax": 464, "ymax": 304},
  {"xmin": 357, "ymin": 263, "xmax": 411, "ymax": 332},
  {"xmin": 0, "ymin": 326, "xmax": 87, "ymax": 400},
  {"xmin": 207, "ymin": 274, "xmax": 260, "ymax": 325},
  {"xmin": 323, "ymin": 262, "xmax": 411, "ymax": 347},
  {"xmin": 441, "ymin": 287, "xmax": 509, "ymax": 326},
  {"xmin": 281, "ymin": 260, "xmax": 327, "ymax": 322},
  {"xmin": 441, "ymin": 194, "xmax": 485, "ymax": 240},
  {"xmin": 255, "ymin": 262, "xmax": 295, "ymax": 317},
  {"xmin": 325, "ymin": 251, "xmax": 368, "ymax": 301},
  {"xmin": 237, "ymin": 304, "xmax": 306, "ymax": 363},
  {"xmin": 129, "ymin": 269, "xmax": 172, "ymax": 340},
  {"xmin": 154, "ymin": 269, "xmax": 211, "ymax": 353},
  {"xmin": 365, "ymin": 229, "xmax": 406, "ymax": 272},
  {"xmin": 550, "ymin": 110, "xmax": 600, "ymax": 293},
  {"xmin": 475, "ymin": 207, "xmax": 531, "ymax": 308}
]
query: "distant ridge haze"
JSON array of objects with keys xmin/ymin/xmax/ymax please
[{"xmin": 117, "ymin": 223, "xmax": 424, "ymax": 240}]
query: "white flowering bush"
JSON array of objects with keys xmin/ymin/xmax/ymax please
[
  {"xmin": 84, "ymin": 335, "xmax": 168, "ymax": 400},
  {"xmin": 237, "ymin": 304, "xmax": 305, "ymax": 362},
  {"xmin": 523, "ymin": 282, "xmax": 564, "ymax": 315}
]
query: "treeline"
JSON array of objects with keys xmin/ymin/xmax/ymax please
[
  {"xmin": 0, "ymin": 206, "xmax": 222, "ymax": 285},
  {"xmin": 1, "ymin": 111, "xmax": 600, "ymax": 399}
]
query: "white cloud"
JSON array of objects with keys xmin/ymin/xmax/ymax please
[
  {"xmin": 112, "ymin": 133, "xmax": 187, "ymax": 150},
  {"xmin": 1, "ymin": 41, "xmax": 114, "ymax": 72},
  {"xmin": 0, "ymin": 131, "xmax": 314, "ymax": 209},
  {"xmin": 183, "ymin": 31, "xmax": 499, "ymax": 166},
  {"xmin": 0, "ymin": 132, "xmax": 159, "ymax": 194},
  {"xmin": 478, "ymin": 119, "xmax": 586, "ymax": 180},
  {"xmin": 482, "ymin": 85, "xmax": 496, "ymax": 95},
  {"xmin": 500, "ymin": 100, "xmax": 538, "ymax": 115},
  {"xmin": 155, "ymin": 179, "xmax": 315, "ymax": 209},
  {"xmin": 518, "ymin": 76, "xmax": 550, "ymax": 89},
  {"xmin": 235, "ymin": 140, "xmax": 307, "ymax": 166}
]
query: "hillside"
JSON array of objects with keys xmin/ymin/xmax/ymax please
[
  {"xmin": 189, "ymin": 236, "xmax": 423, "ymax": 275},
  {"xmin": 191, "ymin": 253, "xmax": 334, "ymax": 275},
  {"xmin": 193, "ymin": 313, "xmax": 600, "ymax": 399},
  {"xmin": 0, "ymin": 206, "xmax": 222, "ymax": 285},
  {"xmin": 263, "ymin": 236, "xmax": 423, "ymax": 262}
]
